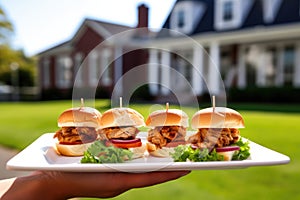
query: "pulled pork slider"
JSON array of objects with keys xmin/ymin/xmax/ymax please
[
  {"xmin": 146, "ymin": 109, "xmax": 189, "ymax": 157},
  {"xmin": 53, "ymin": 107, "xmax": 101, "ymax": 156},
  {"xmin": 98, "ymin": 107, "xmax": 146, "ymax": 158},
  {"xmin": 188, "ymin": 107, "xmax": 245, "ymax": 160}
]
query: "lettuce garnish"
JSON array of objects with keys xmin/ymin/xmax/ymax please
[
  {"xmin": 171, "ymin": 145, "xmax": 224, "ymax": 162},
  {"xmin": 171, "ymin": 138, "xmax": 251, "ymax": 162},
  {"xmin": 81, "ymin": 141, "xmax": 133, "ymax": 163},
  {"xmin": 231, "ymin": 138, "xmax": 251, "ymax": 160}
]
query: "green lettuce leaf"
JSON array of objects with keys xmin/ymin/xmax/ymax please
[
  {"xmin": 81, "ymin": 141, "xmax": 133, "ymax": 163},
  {"xmin": 232, "ymin": 138, "xmax": 251, "ymax": 160},
  {"xmin": 171, "ymin": 137, "xmax": 251, "ymax": 162},
  {"xmin": 170, "ymin": 145, "xmax": 224, "ymax": 162}
]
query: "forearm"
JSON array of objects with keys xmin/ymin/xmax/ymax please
[
  {"xmin": 0, "ymin": 173, "xmax": 67, "ymax": 200},
  {"xmin": 0, "ymin": 172, "xmax": 118, "ymax": 199},
  {"xmin": 0, "ymin": 171, "xmax": 190, "ymax": 199}
]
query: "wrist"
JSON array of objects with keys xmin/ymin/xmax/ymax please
[
  {"xmin": 1, "ymin": 173, "xmax": 68, "ymax": 200},
  {"xmin": 34, "ymin": 172, "xmax": 67, "ymax": 199}
]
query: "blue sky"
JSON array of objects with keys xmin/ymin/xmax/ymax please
[{"xmin": 1, "ymin": 0, "xmax": 176, "ymax": 56}]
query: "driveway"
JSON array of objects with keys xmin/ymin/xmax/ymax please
[{"xmin": 0, "ymin": 146, "xmax": 30, "ymax": 179}]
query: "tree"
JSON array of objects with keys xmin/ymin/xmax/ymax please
[
  {"xmin": 0, "ymin": 6, "xmax": 14, "ymax": 44},
  {"xmin": 0, "ymin": 5, "xmax": 16, "ymax": 74},
  {"xmin": 0, "ymin": 5, "xmax": 36, "ymax": 90}
]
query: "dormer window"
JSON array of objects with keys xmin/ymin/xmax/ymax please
[
  {"xmin": 177, "ymin": 10, "xmax": 185, "ymax": 28},
  {"xmin": 170, "ymin": 1, "xmax": 205, "ymax": 35},
  {"xmin": 223, "ymin": 1, "xmax": 233, "ymax": 21},
  {"xmin": 215, "ymin": 0, "xmax": 254, "ymax": 30},
  {"xmin": 215, "ymin": 0, "xmax": 242, "ymax": 30},
  {"xmin": 262, "ymin": 0, "xmax": 282, "ymax": 23}
]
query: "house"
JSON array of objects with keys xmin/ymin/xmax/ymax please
[
  {"xmin": 38, "ymin": 0, "xmax": 300, "ymax": 102},
  {"xmin": 37, "ymin": 4, "xmax": 150, "ymax": 100},
  {"xmin": 146, "ymin": 0, "xmax": 300, "ymax": 102}
]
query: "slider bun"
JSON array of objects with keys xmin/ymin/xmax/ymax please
[
  {"xmin": 55, "ymin": 142, "xmax": 93, "ymax": 156},
  {"xmin": 146, "ymin": 143, "xmax": 175, "ymax": 158},
  {"xmin": 129, "ymin": 143, "xmax": 147, "ymax": 159},
  {"xmin": 191, "ymin": 107, "xmax": 245, "ymax": 129},
  {"xmin": 100, "ymin": 107, "xmax": 145, "ymax": 128},
  {"xmin": 216, "ymin": 151, "xmax": 236, "ymax": 161},
  {"xmin": 145, "ymin": 109, "xmax": 189, "ymax": 128},
  {"xmin": 58, "ymin": 107, "xmax": 101, "ymax": 128}
]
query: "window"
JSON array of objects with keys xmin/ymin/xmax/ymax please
[
  {"xmin": 265, "ymin": 47, "xmax": 276, "ymax": 86},
  {"xmin": 263, "ymin": 0, "xmax": 282, "ymax": 23},
  {"xmin": 74, "ymin": 53, "xmax": 83, "ymax": 87},
  {"xmin": 42, "ymin": 59, "xmax": 50, "ymax": 88},
  {"xmin": 214, "ymin": 0, "xmax": 243, "ymax": 30},
  {"xmin": 172, "ymin": 50, "xmax": 192, "ymax": 91},
  {"xmin": 177, "ymin": 10, "xmax": 185, "ymax": 28},
  {"xmin": 55, "ymin": 56, "xmax": 72, "ymax": 89},
  {"xmin": 223, "ymin": 1, "xmax": 233, "ymax": 21},
  {"xmin": 283, "ymin": 47, "xmax": 295, "ymax": 86},
  {"xmin": 89, "ymin": 51, "xmax": 100, "ymax": 87},
  {"xmin": 100, "ymin": 49, "xmax": 112, "ymax": 86},
  {"xmin": 170, "ymin": 1, "xmax": 205, "ymax": 35}
]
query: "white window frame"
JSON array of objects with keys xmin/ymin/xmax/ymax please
[
  {"xmin": 55, "ymin": 56, "xmax": 72, "ymax": 89},
  {"xmin": 262, "ymin": 0, "xmax": 282, "ymax": 23},
  {"xmin": 215, "ymin": 0, "xmax": 242, "ymax": 30},
  {"xmin": 170, "ymin": 1, "xmax": 205, "ymax": 35}
]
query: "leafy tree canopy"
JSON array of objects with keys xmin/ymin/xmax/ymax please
[
  {"xmin": 0, "ymin": 5, "xmax": 36, "ymax": 87},
  {"xmin": 0, "ymin": 6, "xmax": 14, "ymax": 44}
]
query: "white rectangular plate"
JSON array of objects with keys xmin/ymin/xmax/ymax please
[{"xmin": 6, "ymin": 133, "xmax": 290, "ymax": 172}]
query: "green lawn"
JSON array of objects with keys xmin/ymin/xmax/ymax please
[{"xmin": 0, "ymin": 100, "xmax": 299, "ymax": 200}]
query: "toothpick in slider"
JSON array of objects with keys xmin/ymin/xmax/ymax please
[
  {"xmin": 119, "ymin": 97, "xmax": 123, "ymax": 108},
  {"xmin": 212, "ymin": 95, "xmax": 216, "ymax": 113},
  {"xmin": 80, "ymin": 98, "xmax": 84, "ymax": 108},
  {"xmin": 166, "ymin": 102, "xmax": 169, "ymax": 112}
]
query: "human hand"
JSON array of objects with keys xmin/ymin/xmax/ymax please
[{"xmin": 1, "ymin": 170, "xmax": 190, "ymax": 199}]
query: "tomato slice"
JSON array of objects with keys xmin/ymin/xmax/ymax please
[{"xmin": 109, "ymin": 138, "xmax": 142, "ymax": 149}]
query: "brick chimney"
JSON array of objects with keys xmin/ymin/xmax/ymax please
[{"xmin": 137, "ymin": 4, "xmax": 149, "ymax": 28}]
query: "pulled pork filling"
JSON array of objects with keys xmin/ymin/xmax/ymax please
[
  {"xmin": 98, "ymin": 126, "xmax": 139, "ymax": 140},
  {"xmin": 147, "ymin": 126, "xmax": 186, "ymax": 148},
  {"xmin": 187, "ymin": 128, "xmax": 240, "ymax": 149},
  {"xmin": 54, "ymin": 127, "xmax": 97, "ymax": 144}
]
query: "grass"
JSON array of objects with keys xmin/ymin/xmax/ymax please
[{"xmin": 0, "ymin": 100, "xmax": 299, "ymax": 200}]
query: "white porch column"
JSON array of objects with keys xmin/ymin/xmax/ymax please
[
  {"xmin": 161, "ymin": 50, "xmax": 171, "ymax": 95},
  {"xmin": 294, "ymin": 43, "xmax": 300, "ymax": 87},
  {"xmin": 256, "ymin": 46, "xmax": 267, "ymax": 87},
  {"xmin": 237, "ymin": 45, "xmax": 246, "ymax": 89},
  {"xmin": 148, "ymin": 49, "xmax": 159, "ymax": 95},
  {"xmin": 208, "ymin": 41, "xmax": 220, "ymax": 95},
  {"xmin": 275, "ymin": 45, "xmax": 284, "ymax": 87},
  {"xmin": 192, "ymin": 45, "xmax": 204, "ymax": 95},
  {"xmin": 114, "ymin": 45, "xmax": 123, "ymax": 96}
]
